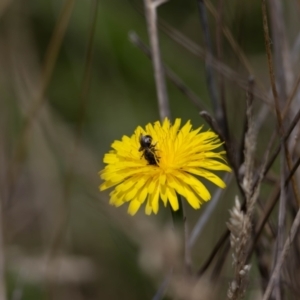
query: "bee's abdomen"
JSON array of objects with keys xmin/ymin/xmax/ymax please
[{"xmin": 144, "ymin": 149, "xmax": 159, "ymax": 165}]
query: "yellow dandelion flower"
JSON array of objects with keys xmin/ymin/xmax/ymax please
[{"xmin": 99, "ymin": 118, "xmax": 231, "ymax": 216}]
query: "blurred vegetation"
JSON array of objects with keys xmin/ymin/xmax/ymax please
[{"xmin": 1, "ymin": 0, "xmax": 300, "ymax": 299}]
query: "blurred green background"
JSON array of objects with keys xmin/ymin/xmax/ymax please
[{"xmin": 1, "ymin": 0, "xmax": 299, "ymax": 299}]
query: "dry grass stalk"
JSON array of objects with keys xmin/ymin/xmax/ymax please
[
  {"xmin": 143, "ymin": 0, "xmax": 171, "ymax": 121},
  {"xmin": 227, "ymin": 196, "xmax": 252, "ymax": 300},
  {"xmin": 227, "ymin": 89, "xmax": 266, "ymax": 299}
]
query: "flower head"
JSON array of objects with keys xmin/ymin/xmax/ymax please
[{"xmin": 99, "ymin": 118, "xmax": 231, "ymax": 215}]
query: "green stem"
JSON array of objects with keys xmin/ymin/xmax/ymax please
[
  {"xmin": 171, "ymin": 194, "xmax": 185, "ymax": 227},
  {"xmin": 171, "ymin": 195, "xmax": 192, "ymax": 273}
]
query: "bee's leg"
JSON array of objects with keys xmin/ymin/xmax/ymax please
[
  {"xmin": 155, "ymin": 155, "xmax": 160, "ymax": 163},
  {"xmin": 153, "ymin": 152, "xmax": 160, "ymax": 164}
]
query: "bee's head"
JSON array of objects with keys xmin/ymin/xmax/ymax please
[{"xmin": 139, "ymin": 134, "xmax": 152, "ymax": 151}]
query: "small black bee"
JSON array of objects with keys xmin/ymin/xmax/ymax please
[{"xmin": 139, "ymin": 134, "xmax": 160, "ymax": 165}]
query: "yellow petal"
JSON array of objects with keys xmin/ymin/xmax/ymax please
[
  {"xmin": 124, "ymin": 186, "xmax": 138, "ymax": 201},
  {"xmin": 160, "ymin": 184, "xmax": 168, "ymax": 206},
  {"xmin": 99, "ymin": 181, "xmax": 116, "ymax": 191},
  {"xmin": 114, "ymin": 199, "xmax": 126, "ymax": 207},
  {"xmin": 120, "ymin": 178, "xmax": 137, "ymax": 191},
  {"xmin": 167, "ymin": 174, "xmax": 186, "ymax": 198},
  {"xmin": 183, "ymin": 184, "xmax": 202, "ymax": 209},
  {"xmin": 100, "ymin": 172, "xmax": 124, "ymax": 183},
  {"xmin": 174, "ymin": 171, "xmax": 211, "ymax": 201},
  {"xmin": 145, "ymin": 195, "xmax": 152, "ymax": 215},
  {"xmin": 159, "ymin": 173, "xmax": 166, "ymax": 185},
  {"xmin": 135, "ymin": 176, "xmax": 148, "ymax": 189},
  {"xmin": 166, "ymin": 186, "xmax": 179, "ymax": 211},
  {"xmin": 186, "ymin": 159, "xmax": 231, "ymax": 171},
  {"xmin": 110, "ymin": 191, "xmax": 125, "ymax": 207},
  {"xmin": 180, "ymin": 120, "xmax": 192, "ymax": 135},
  {"xmin": 148, "ymin": 177, "xmax": 158, "ymax": 194},
  {"xmin": 150, "ymin": 181, "xmax": 160, "ymax": 214},
  {"xmin": 138, "ymin": 186, "xmax": 148, "ymax": 203},
  {"xmin": 128, "ymin": 200, "xmax": 141, "ymax": 216},
  {"xmin": 103, "ymin": 153, "xmax": 118, "ymax": 164},
  {"xmin": 186, "ymin": 168, "xmax": 226, "ymax": 188}
]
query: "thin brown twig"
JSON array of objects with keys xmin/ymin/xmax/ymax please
[
  {"xmin": 143, "ymin": 0, "xmax": 171, "ymax": 121},
  {"xmin": 247, "ymin": 155, "xmax": 300, "ymax": 262},
  {"xmin": 257, "ymin": 72, "xmax": 300, "ymax": 159},
  {"xmin": 215, "ymin": 0, "xmax": 228, "ymax": 141},
  {"xmin": 159, "ymin": 20, "xmax": 271, "ymax": 105},
  {"xmin": 196, "ymin": 0, "xmax": 228, "ymax": 138},
  {"xmin": 254, "ymin": 235, "xmax": 270, "ymax": 292},
  {"xmin": 268, "ymin": 0, "xmax": 292, "ymax": 102},
  {"xmin": 198, "ymin": 105, "xmax": 300, "ymax": 276},
  {"xmin": 253, "ymin": 107, "xmax": 300, "ymax": 192},
  {"xmin": 291, "ymin": 124, "xmax": 300, "ymax": 158},
  {"xmin": 244, "ymin": 106, "xmax": 300, "ymax": 262},
  {"xmin": 261, "ymin": 0, "xmax": 300, "ymax": 209},
  {"xmin": 268, "ymin": 5, "xmax": 293, "ymax": 295},
  {"xmin": 204, "ymin": 0, "xmax": 267, "ymax": 95},
  {"xmin": 197, "ymin": 228, "xmax": 229, "ymax": 276},
  {"xmin": 211, "ymin": 238, "xmax": 230, "ymax": 279},
  {"xmin": 128, "ymin": 31, "xmax": 209, "ymax": 111},
  {"xmin": 267, "ymin": 5, "xmax": 290, "ymax": 294},
  {"xmin": 262, "ymin": 207, "xmax": 300, "ymax": 300},
  {"xmin": 239, "ymin": 78, "xmax": 254, "ymax": 172},
  {"xmin": 282, "ymin": 72, "xmax": 300, "ymax": 119},
  {"xmin": 127, "ymin": 0, "xmax": 271, "ymax": 104},
  {"xmin": 261, "ymin": 0, "xmax": 281, "ymax": 125},
  {"xmin": 273, "ymin": 150, "xmax": 287, "ymax": 299},
  {"xmin": 246, "ymin": 106, "xmax": 300, "ymax": 260}
]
